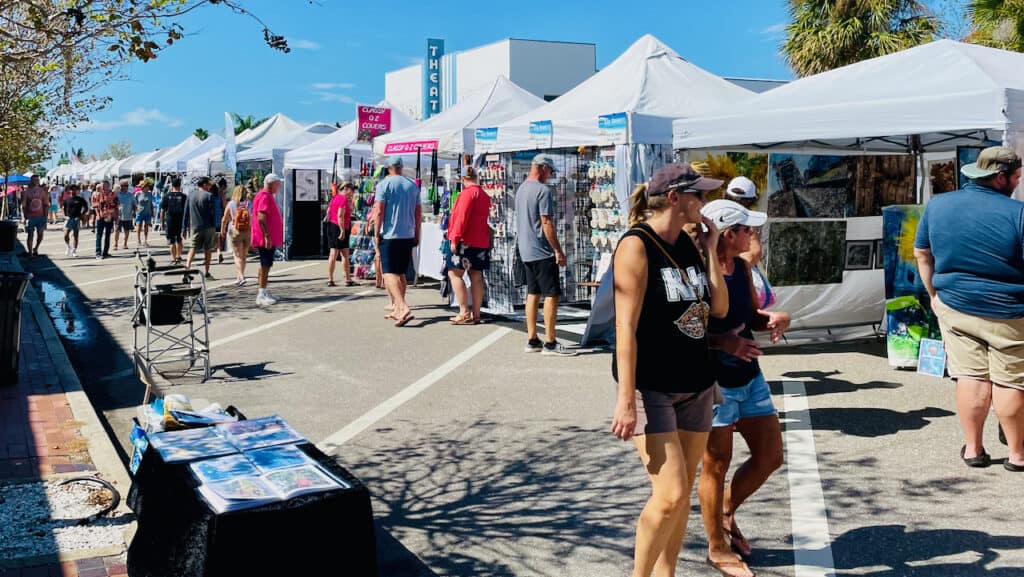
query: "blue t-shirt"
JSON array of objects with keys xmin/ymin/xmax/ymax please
[
  {"xmin": 914, "ymin": 182, "xmax": 1024, "ymax": 319},
  {"xmin": 376, "ymin": 175, "xmax": 419, "ymax": 240}
]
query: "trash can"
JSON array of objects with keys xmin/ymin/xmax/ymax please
[
  {"xmin": 0, "ymin": 271, "xmax": 31, "ymax": 385},
  {"xmin": 0, "ymin": 220, "xmax": 16, "ymax": 253}
]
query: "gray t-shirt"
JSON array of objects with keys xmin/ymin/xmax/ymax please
[
  {"xmin": 515, "ymin": 179, "xmax": 555, "ymax": 262},
  {"xmin": 186, "ymin": 189, "xmax": 217, "ymax": 231}
]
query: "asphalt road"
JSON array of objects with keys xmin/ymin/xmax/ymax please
[{"xmin": 18, "ymin": 222, "xmax": 1024, "ymax": 577}]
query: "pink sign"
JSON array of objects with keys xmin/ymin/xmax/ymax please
[
  {"xmin": 357, "ymin": 106, "xmax": 392, "ymax": 141},
  {"xmin": 383, "ymin": 140, "xmax": 438, "ymax": 155}
]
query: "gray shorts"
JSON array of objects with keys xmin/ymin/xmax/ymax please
[{"xmin": 634, "ymin": 386, "xmax": 716, "ymax": 435}]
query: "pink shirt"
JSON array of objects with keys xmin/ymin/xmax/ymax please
[
  {"xmin": 250, "ymin": 189, "xmax": 283, "ymax": 248},
  {"xmin": 327, "ymin": 193, "xmax": 351, "ymax": 229}
]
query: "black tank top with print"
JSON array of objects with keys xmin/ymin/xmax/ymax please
[{"xmin": 612, "ymin": 223, "xmax": 714, "ymax": 394}]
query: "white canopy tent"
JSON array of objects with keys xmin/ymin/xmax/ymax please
[
  {"xmin": 173, "ymin": 134, "xmax": 225, "ymax": 172},
  {"xmin": 492, "ymin": 34, "xmax": 754, "ymax": 152},
  {"xmin": 236, "ymin": 122, "xmax": 337, "ymax": 163},
  {"xmin": 283, "ymin": 103, "xmax": 418, "ymax": 173},
  {"xmin": 139, "ymin": 135, "xmax": 203, "ymax": 173},
  {"xmin": 186, "ymin": 113, "xmax": 304, "ymax": 173},
  {"xmin": 373, "ymin": 76, "xmax": 544, "ymax": 157},
  {"xmin": 119, "ymin": 150, "xmax": 163, "ymax": 176}
]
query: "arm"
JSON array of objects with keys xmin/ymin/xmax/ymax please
[
  {"xmin": 699, "ymin": 216, "xmax": 729, "ymax": 319},
  {"xmin": 372, "ymin": 201, "xmax": 385, "ymax": 239},
  {"xmin": 914, "ymin": 248, "xmax": 936, "ymax": 300},
  {"xmin": 258, "ymin": 210, "xmax": 270, "ymax": 247},
  {"xmin": 611, "ymin": 236, "xmax": 647, "ymax": 441},
  {"xmin": 740, "ymin": 259, "xmax": 791, "ymax": 342},
  {"xmin": 336, "ymin": 202, "xmax": 345, "ymax": 238},
  {"xmin": 220, "ymin": 203, "xmax": 232, "ymax": 236},
  {"xmin": 540, "ymin": 216, "xmax": 565, "ymax": 265}
]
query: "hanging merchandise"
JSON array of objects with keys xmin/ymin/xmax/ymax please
[{"xmin": 584, "ymin": 152, "xmax": 625, "ymax": 256}]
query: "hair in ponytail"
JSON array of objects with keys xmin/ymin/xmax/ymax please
[{"xmin": 628, "ymin": 183, "xmax": 670, "ymax": 225}]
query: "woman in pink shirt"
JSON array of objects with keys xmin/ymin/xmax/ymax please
[{"xmin": 325, "ymin": 182, "xmax": 356, "ymax": 287}]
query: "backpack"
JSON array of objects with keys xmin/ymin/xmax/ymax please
[
  {"xmin": 233, "ymin": 202, "xmax": 251, "ymax": 232},
  {"xmin": 165, "ymin": 192, "xmax": 185, "ymax": 217}
]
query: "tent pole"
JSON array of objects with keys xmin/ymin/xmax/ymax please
[{"xmin": 912, "ymin": 135, "xmax": 925, "ymax": 204}]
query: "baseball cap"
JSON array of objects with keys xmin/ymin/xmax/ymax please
[
  {"xmin": 263, "ymin": 173, "xmax": 282, "ymax": 186},
  {"xmin": 387, "ymin": 156, "xmax": 403, "ymax": 168},
  {"xmin": 961, "ymin": 146, "xmax": 1022, "ymax": 179},
  {"xmin": 648, "ymin": 163, "xmax": 723, "ymax": 197},
  {"xmin": 725, "ymin": 176, "xmax": 757, "ymax": 199},
  {"xmin": 701, "ymin": 199, "xmax": 767, "ymax": 229},
  {"xmin": 532, "ymin": 153, "xmax": 557, "ymax": 172}
]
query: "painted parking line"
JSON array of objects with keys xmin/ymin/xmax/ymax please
[
  {"xmin": 210, "ymin": 290, "xmax": 375, "ymax": 348},
  {"xmin": 208, "ymin": 261, "xmax": 320, "ymax": 291},
  {"xmin": 317, "ymin": 326, "xmax": 512, "ymax": 452},
  {"xmin": 783, "ymin": 380, "xmax": 836, "ymax": 577}
]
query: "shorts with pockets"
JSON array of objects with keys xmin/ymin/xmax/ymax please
[
  {"xmin": 523, "ymin": 257, "xmax": 560, "ymax": 297},
  {"xmin": 712, "ymin": 373, "xmax": 777, "ymax": 428},
  {"xmin": 191, "ymin": 228, "xmax": 217, "ymax": 252},
  {"xmin": 450, "ymin": 246, "xmax": 491, "ymax": 271},
  {"xmin": 633, "ymin": 386, "xmax": 715, "ymax": 435},
  {"xmin": 135, "ymin": 213, "xmax": 152, "ymax": 225},
  {"xmin": 932, "ymin": 295, "xmax": 1024, "ymax": 390},
  {"xmin": 64, "ymin": 218, "xmax": 81, "ymax": 232},
  {"xmin": 326, "ymin": 222, "xmax": 350, "ymax": 251},
  {"xmin": 379, "ymin": 238, "xmax": 414, "ymax": 275},
  {"xmin": 165, "ymin": 220, "xmax": 183, "ymax": 244},
  {"xmin": 117, "ymin": 219, "xmax": 133, "ymax": 233},
  {"xmin": 26, "ymin": 217, "xmax": 47, "ymax": 235}
]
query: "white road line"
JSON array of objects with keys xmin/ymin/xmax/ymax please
[
  {"xmin": 210, "ymin": 289, "xmax": 375, "ymax": 348},
  {"xmin": 317, "ymin": 327, "xmax": 512, "ymax": 452},
  {"xmin": 783, "ymin": 380, "xmax": 836, "ymax": 577},
  {"xmin": 72, "ymin": 272, "xmax": 136, "ymax": 288},
  {"xmin": 209, "ymin": 261, "xmax": 320, "ymax": 291}
]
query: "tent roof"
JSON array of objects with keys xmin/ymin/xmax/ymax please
[
  {"xmin": 119, "ymin": 149, "xmax": 163, "ymax": 175},
  {"xmin": 374, "ymin": 76, "xmax": 545, "ymax": 156},
  {"xmin": 188, "ymin": 113, "xmax": 304, "ymax": 169},
  {"xmin": 236, "ymin": 122, "xmax": 338, "ymax": 162},
  {"xmin": 283, "ymin": 102, "xmax": 417, "ymax": 171},
  {"xmin": 173, "ymin": 134, "xmax": 225, "ymax": 172},
  {"xmin": 673, "ymin": 39, "xmax": 1024, "ymax": 152},
  {"xmin": 140, "ymin": 135, "xmax": 202, "ymax": 173},
  {"xmin": 492, "ymin": 34, "xmax": 754, "ymax": 151}
]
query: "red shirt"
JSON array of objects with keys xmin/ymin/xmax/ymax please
[
  {"xmin": 93, "ymin": 191, "xmax": 119, "ymax": 221},
  {"xmin": 327, "ymin": 193, "xmax": 351, "ymax": 229},
  {"xmin": 447, "ymin": 184, "xmax": 491, "ymax": 249},
  {"xmin": 250, "ymin": 189, "xmax": 283, "ymax": 248}
]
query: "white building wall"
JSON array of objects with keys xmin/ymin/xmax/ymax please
[
  {"xmin": 454, "ymin": 40, "xmax": 512, "ymax": 102},
  {"xmin": 385, "ymin": 64, "xmax": 422, "ymax": 120},
  {"xmin": 508, "ymin": 39, "xmax": 596, "ymax": 100}
]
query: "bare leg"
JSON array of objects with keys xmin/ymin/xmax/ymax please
[
  {"xmin": 699, "ymin": 427, "xmax": 751, "ymax": 576},
  {"xmin": 448, "ymin": 268, "xmax": 469, "ymax": 317},
  {"xmin": 34, "ymin": 229, "xmax": 43, "ymax": 253},
  {"xmin": 383, "ymin": 273, "xmax": 409, "ymax": 320},
  {"xmin": 203, "ymin": 249, "xmax": 212, "ymax": 274},
  {"xmin": 631, "ymin": 432, "xmax": 688, "ymax": 577},
  {"xmin": 469, "ymin": 269, "xmax": 485, "ymax": 321},
  {"xmin": 341, "ymin": 249, "xmax": 351, "ymax": 282},
  {"xmin": 992, "ymin": 384, "xmax": 1024, "ymax": 465},
  {"xmin": 328, "ymin": 248, "xmax": 338, "ymax": 282},
  {"xmin": 71, "ymin": 231, "xmax": 79, "ymax": 250},
  {"xmin": 185, "ymin": 247, "xmax": 196, "ymax": 270},
  {"xmin": 957, "ymin": 377, "xmax": 992, "ymax": 459},
  {"xmin": 653, "ymin": 430, "xmax": 709, "ymax": 577},
  {"xmin": 526, "ymin": 293, "xmax": 541, "ymax": 341},
  {"xmin": 543, "ymin": 295, "xmax": 560, "ymax": 343},
  {"xmin": 722, "ymin": 414, "xmax": 785, "ymax": 560},
  {"xmin": 258, "ymin": 265, "xmax": 270, "ymax": 288}
]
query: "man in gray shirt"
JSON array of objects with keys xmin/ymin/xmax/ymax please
[
  {"xmin": 515, "ymin": 153, "xmax": 575, "ymax": 356},
  {"xmin": 185, "ymin": 176, "xmax": 219, "ymax": 280}
]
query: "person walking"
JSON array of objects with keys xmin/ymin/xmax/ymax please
[
  {"xmin": 610, "ymin": 163, "xmax": 728, "ymax": 577},
  {"xmin": 48, "ymin": 184, "xmax": 60, "ymax": 225},
  {"xmin": 93, "ymin": 180, "xmax": 118, "ymax": 259},
  {"xmin": 515, "ymin": 154, "xmax": 574, "ymax": 355},
  {"xmin": 374, "ymin": 157, "xmax": 420, "ymax": 326},
  {"xmin": 152, "ymin": 184, "xmax": 162, "ymax": 231},
  {"xmin": 252, "ymin": 173, "xmax": 284, "ymax": 306},
  {"xmin": 21, "ymin": 175, "xmax": 49, "ymax": 257},
  {"xmin": 447, "ymin": 166, "xmax": 491, "ymax": 325},
  {"xmin": 696, "ymin": 199, "xmax": 791, "ymax": 577},
  {"xmin": 213, "ymin": 177, "xmax": 228, "ymax": 265},
  {"xmin": 220, "ymin": 185, "xmax": 252, "ymax": 286},
  {"xmin": 160, "ymin": 177, "xmax": 187, "ymax": 265},
  {"xmin": 135, "ymin": 179, "xmax": 155, "ymax": 247},
  {"xmin": 80, "ymin": 183, "xmax": 94, "ymax": 230},
  {"xmin": 62, "ymin": 184, "xmax": 88, "ymax": 258},
  {"xmin": 184, "ymin": 176, "xmax": 219, "ymax": 280},
  {"xmin": 723, "ymin": 176, "xmax": 774, "ymax": 310},
  {"xmin": 113, "ymin": 179, "xmax": 136, "ymax": 251},
  {"xmin": 325, "ymin": 182, "xmax": 356, "ymax": 287},
  {"xmin": 914, "ymin": 146, "xmax": 1024, "ymax": 472}
]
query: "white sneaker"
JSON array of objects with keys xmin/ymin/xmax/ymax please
[
  {"xmin": 65, "ymin": 245, "xmax": 70, "ymax": 256},
  {"xmin": 263, "ymin": 290, "xmax": 279, "ymax": 304},
  {"xmin": 256, "ymin": 294, "xmax": 274, "ymax": 306},
  {"xmin": 71, "ymin": 249, "xmax": 77, "ymax": 258}
]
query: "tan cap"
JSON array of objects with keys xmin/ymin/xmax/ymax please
[{"xmin": 960, "ymin": 146, "xmax": 1022, "ymax": 179}]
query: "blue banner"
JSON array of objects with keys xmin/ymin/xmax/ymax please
[
  {"xmin": 529, "ymin": 120, "xmax": 553, "ymax": 149},
  {"xmin": 474, "ymin": 127, "xmax": 498, "ymax": 153},
  {"xmin": 423, "ymin": 38, "xmax": 444, "ymax": 119},
  {"xmin": 598, "ymin": 112, "xmax": 628, "ymax": 145}
]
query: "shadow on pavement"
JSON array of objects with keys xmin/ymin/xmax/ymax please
[
  {"xmin": 777, "ymin": 370, "xmax": 903, "ymax": 396},
  {"xmin": 795, "ymin": 406, "xmax": 954, "ymax": 438}
]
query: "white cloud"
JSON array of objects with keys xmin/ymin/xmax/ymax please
[
  {"xmin": 311, "ymin": 82, "xmax": 355, "ymax": 90},
  {"xmin": 78, "ymin": 108, "xmax": 183, "ymax": 131},
  {"xmin": 761, "ymin": 22, "xmax": 787, "ymax": 35},
  {"xmin": 291, "ymin": 38, "xmax": 321, "ymax": 50},
  {"xmin": 312, "ymin": 91, "xmax": 354, "ymax": 104}
]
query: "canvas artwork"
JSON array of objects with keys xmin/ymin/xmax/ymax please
[
  {"xmin": 765, "ymin": 220, "xmax": 847, "ymax": 286},
  {"xmin": 928, "ymin": 160, "xmax": 956, "ymax": 195},
  {"xmin": 845, "ymin": 240, "xmax": 874, "ymax": 270},
  {"xmin": 696, "ymin": 152, "xmax": 769, "ymax": 213},
  {"xmin": 853, "ymin": 156, "xmax": 916, "ymax": 216},
  {"xmin": 768, "ymin": 154, "xmax": 853, "ymax": 218},
  {"xmin": 956, "ymin": 146, "xmax": 986, "ymax": 189},
  {"xmin": 882, "ymin": 205, "xmax": 929, "ymax": 301}
]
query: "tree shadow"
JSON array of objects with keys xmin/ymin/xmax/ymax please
[
  {"xmin": 209, "ymin": 361, "xmax": 291, "ymax": 382},
  {"xmin": 797, "ymin": 406, "xmax": 954, "ymax": 438},
  {"xmin": 776, "ymin": 370, "xmax": 903, "ymax": 397}
]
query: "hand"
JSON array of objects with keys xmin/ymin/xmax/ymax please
[
  {"xmin": 757, "ymin": 309, "xmax": 791, "ymax": 344},
  {"xmin": 699, "ymin": 215, "xmax": 721, "ymax": 252},
  {"xmin": 555, "ymin": 250, "xmax": 567, "ymax": 267},
  {"xmin": 611, "ymin": 396, "xmax": 637, "ymax": 441},
  {"xmin": 720, "ymin": 323, "xmax": 762, "ymax": 362}
]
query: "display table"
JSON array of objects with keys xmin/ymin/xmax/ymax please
[
  {"xmin": 416, "ymin": 221, "xmax": 445, "ymax": 281},
  {"xmin": 126, "ymin": 442, "xmax": 377, "ymax": 577}
]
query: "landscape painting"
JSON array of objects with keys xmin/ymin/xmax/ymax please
[
  {"xmin": 768, "ymin": 154, "xmax": 853, "ymax": 218},
  {"xmin": 853, "ymin": 156, "xmax": 916, "ymax": 216},
  {"xmin": 882, "ymin": 205, "xmax": 929, "ymax": 302},
  {"xmin": 766, "ymin": 220, "xmax": 847, "ymax": 286}
]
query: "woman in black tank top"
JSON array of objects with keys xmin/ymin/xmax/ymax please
[{"xmin": 610, "ymin": 164, "xmax": 729, "ymax": 577}]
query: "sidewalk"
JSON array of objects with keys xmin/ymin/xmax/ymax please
[{"xmin": 0, "ymin": 249, "xmax": 132, "ymax": 577}]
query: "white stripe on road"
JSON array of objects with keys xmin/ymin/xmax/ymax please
[
  {"xmin": 209, "ymin": 261, "xmax": 320, "ymax": 291},
  {"xmin": 61, "ymin": 261, "xmax": 319, "ymax": 291},
  {"xmin": 210, "ymin": 290, "xmax": 375, "ymax": 348},
  {"xmin": 73, "ymin": 272, "xmax": 136, "ymax": 288},
  {"xmin": 317, "ymin": 327, "xmax": 512, "ymax": 452},
  {"xmin": 783, "ymin": 380, "xmax": 836, "ymax": 577}
]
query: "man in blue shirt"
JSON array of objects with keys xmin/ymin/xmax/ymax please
[
  {"xmin": 914, "ymin": 146, "xmax": 1024, "ymax": 472},
  {"xmin": 374, "ymin": 157, "xmax": 421, "ymax": 327}
]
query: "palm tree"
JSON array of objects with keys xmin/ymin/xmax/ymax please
[
  {"xmin": 969, "ymin": 0, "xmax": 1024, "ymax": 51},
  {"xmin": 193, "ymin": 128, "xmax": 210, "ymax": 140},
  {"xmin": 230, "ymin": 113, "xmax": 269, "ymax": 135},
  {"xmin": 782, "ymin": 0, "xmax": 940, "ymax": 77}
]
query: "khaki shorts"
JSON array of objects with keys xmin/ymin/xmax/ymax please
[
  {"xmin": 191, "ymin": 228, "xmax": 218, "ymax": 252},
  {"xmin": 932, "ymin": 296, "xmax": 1024, "ymax": 390}
]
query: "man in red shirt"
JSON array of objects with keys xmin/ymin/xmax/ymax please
[
  {"xmin": 251, "ymin": 173, "xmax": 284, "ymax": 306},
  {"xmin": 446, "ymin": 166, "xmax": 492, "ymax": 324},
  {"xmin": 92, "ymin": 180, "xmax": 119, "ymax": 259}
]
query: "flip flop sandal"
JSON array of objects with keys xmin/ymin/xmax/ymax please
[
  {"xmin": 345, "ymin": 280, "xmax": 357, "ymax": 287},
  {"xmin": 960, "ymin": 445, "xmax": 991, "ymax": 468},
  {"xmin": 1004, "ymin": 461, "xmax": 1024, "ymax": 472},
  {"xmin": 327, "ymin": 280, "xmax": 337, "ymax": 287},
  {"xmin": 450, "ymin": 313, "xmax": 471, "ymax": 324},
  {"xmin": 706, "ymin": 556, "xmax": 755, "ymax": 577},
  {"xmin": 725, "ymin": 528, "xmax": 752, "ymax": 558},
  {"xmin": 452, "ymin": 316, "xmax": 479, "ymax": 326},
  {"xmin": 394, "ymin": 313, "xmax": 414, "ymax": 327}
]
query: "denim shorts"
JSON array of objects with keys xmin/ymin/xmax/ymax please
[
  {"xmin": 712, "ymin": 372, "xmax": 777, "ymax": 428},
  {"xmin": 26, "ymin": 217, "xmax": 47, "ymax": 234}
]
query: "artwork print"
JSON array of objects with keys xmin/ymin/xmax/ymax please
[
  {"xmin": 881, "ymin": 205, "xmax": 929, "ymax": 302},
  {"xmin": 928, "ymin": 160, "xmax": 956, "ymax": 195},
  {"xmin": 768, "ymin": 154, "xmax": 853, "ymax": 218},
  {"xmin": 854, "ymin": 156, "xmax": 916, "ymax": 216},
  {"xmin": 294, "ymin": 169, "xmax": 319, "ymax": 202},
  {"xmin": 845, "ymin": 240, "xmax": 874, "ymax": 270},
  {"xmin": 765, "ymin": 220, "xmax": 846, "ymax": 286}
]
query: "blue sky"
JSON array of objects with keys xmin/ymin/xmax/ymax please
[{"xmin": 55, "ymin": 0, "xmax": 795, "ymax": 166}]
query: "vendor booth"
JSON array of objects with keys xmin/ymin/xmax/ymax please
[
  {"xmin": 671, "ymin": 39, "xmax": 1024, "ymax": 342},
  {"xmin": 139, "ymin": 135, "xmax": 205, "ymax": 178},
  {"xmin": 174, "ymin": 135, "xmax": 225, "ymax": 173},
  {"xmin": 478, "ymin": 34, "xmax": 754, "ymax": 313}
]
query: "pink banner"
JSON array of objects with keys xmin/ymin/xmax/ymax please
[
  {"xmin": 383, "ymin": 140, "xmax": 438, "ymax": 155},
  {"xmin": 357, "ymin": 106, "xmax": 392, "ymax": 142}
]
